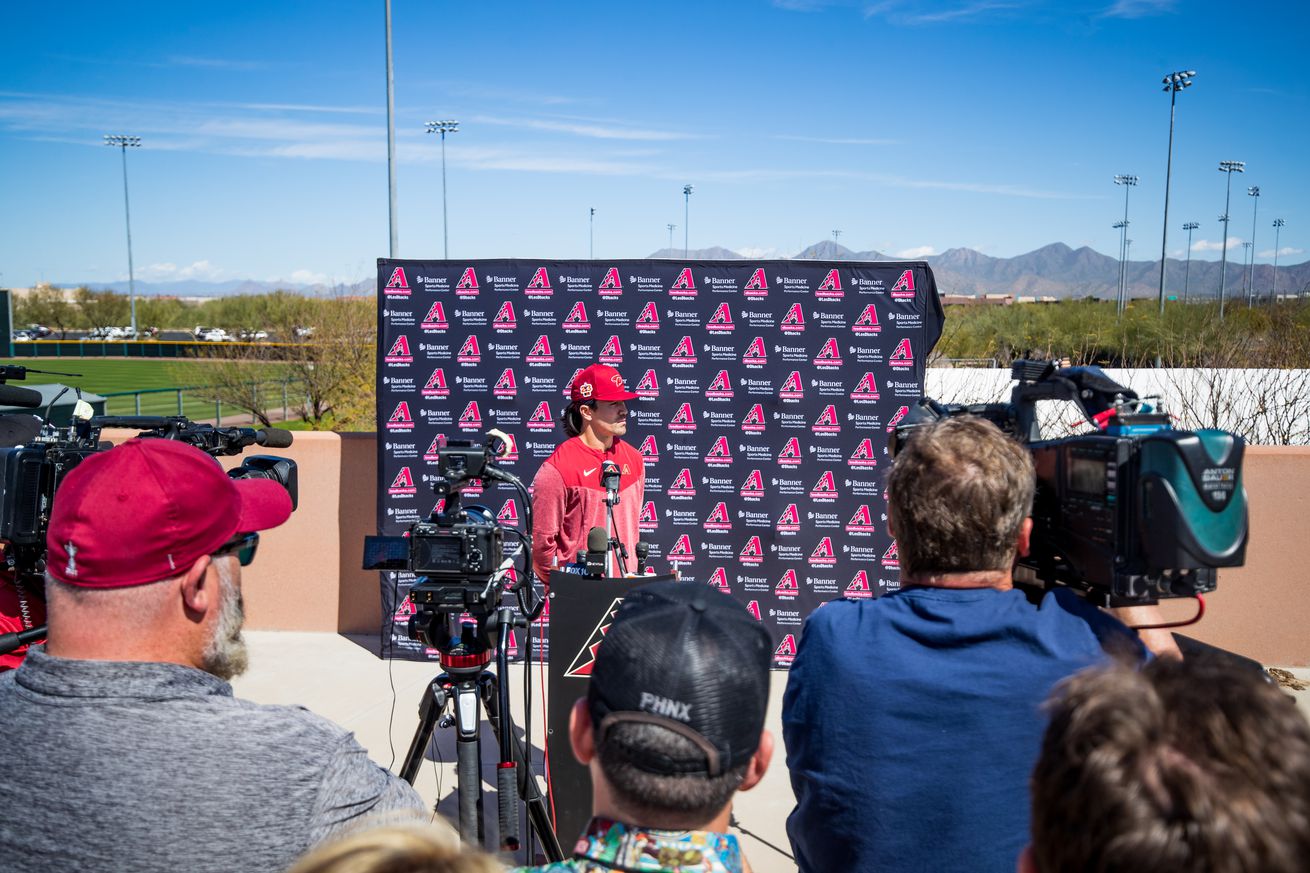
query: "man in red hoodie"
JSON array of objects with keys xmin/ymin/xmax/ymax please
[{"xmin": 531, "ymin": 363, "xmax": 645, "ymax": 582}]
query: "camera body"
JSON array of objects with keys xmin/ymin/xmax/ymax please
[{"xmin": 893, "ymin": 361, "xmax": 1248, "ymax": 604}]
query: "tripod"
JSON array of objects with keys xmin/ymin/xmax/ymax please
[{"xmin": 400, "ymin": 604, "xmax": 563, "ymax": 862}]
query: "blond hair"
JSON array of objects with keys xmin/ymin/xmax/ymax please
[{"xmin": 287, "ymin": 820, "xmax": 503, "ymax": 873}]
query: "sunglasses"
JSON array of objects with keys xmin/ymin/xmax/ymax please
[{"xmin": 211, "ymin": 532, "xmax": 260, "ymax": 567}]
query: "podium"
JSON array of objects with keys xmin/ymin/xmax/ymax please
[{"xmin": 545, "ymin": 570, "xmax": 679, "ymax": 849}]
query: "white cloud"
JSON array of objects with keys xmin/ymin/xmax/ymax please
[
  {"xmin": 775, "ymin": 134, "xmax": 898, "ymax": 146},
  {"xmin": 1260, "ymin": 247, "xmax": 1303, "ymax": 258},
  {"xmin": 864, "ymin": 0, "xmax": 1024, "ymax": 25},
  {"xmin": 470, "ymin": 114, "xmax": 701, "ymax": 142},
  {"xmin": 136, "ymin": 260, "xmax": 226, "ymax": 282},
  {"xmin": 1192, "ymin": 237, "xmax": 1242, "ymax": 253},
  {"xmin": 1099, "ymin": 0, "xmax": 1177, "ymax": 20},
  {"xmin": 267, "ymin": 269, "xmax": 332, "ymax": 286},
  {"xmin": 736, "ymin": 246, "xmax": 789, "ymax": 259},
  {"xmin": 896, "ymin": 245, "xmax": 938, "ymax": 258}
]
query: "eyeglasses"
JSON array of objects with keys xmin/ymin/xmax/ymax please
[{"xmin": 211, "ymin": 532, "xmax": 259, "ymax": 567}]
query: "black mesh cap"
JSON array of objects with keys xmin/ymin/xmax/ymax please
[{"xmin": 587, "ymin": 580, "xmax": 773, "ymax": 777}]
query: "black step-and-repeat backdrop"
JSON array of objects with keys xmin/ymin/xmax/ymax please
[{"xmin": 376, "ymin": 259, "xmax": 944, "ymax": 667}]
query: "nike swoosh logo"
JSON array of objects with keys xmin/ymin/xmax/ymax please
[{"xmin": 583, "ymin": 468, "xmax": 597, "ymax": 477}]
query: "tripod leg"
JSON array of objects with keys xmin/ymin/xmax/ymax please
[
  {"xmin": 400, "ymin": 678, "xmax": 448, "ymax": 785},
  {"xmin": 453, "ymin": 681, "xmax": 485, "ymax": 847},
  {"xmin": 482, "ymin": 675, "xmax": 565, "ymax": 862}
]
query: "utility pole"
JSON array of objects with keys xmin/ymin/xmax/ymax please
[{"xmin": 1182, "ymin": 221, "xmax": 1200, "ymax": 303}]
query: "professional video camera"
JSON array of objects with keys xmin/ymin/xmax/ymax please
[{"xmin": 891, "ymin": 360, "xmax": 1248, "ymax": 605}]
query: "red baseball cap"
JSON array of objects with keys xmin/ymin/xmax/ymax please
[
  {"xmin": 570, "ymin": 363, "xmax": 639, "ymax": 403},
  {"xmin": 46, "ymin": 439, "xmax": 293, "ymax": 589}
]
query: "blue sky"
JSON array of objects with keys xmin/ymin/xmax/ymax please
[{"xmin": 1, "ymin": 0, "xmax": 1306, "ymax": 287}]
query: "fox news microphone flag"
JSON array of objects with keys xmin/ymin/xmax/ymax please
[{"xmin": 376, "ymin": 259, "xmax": 944, "ymax": 667}]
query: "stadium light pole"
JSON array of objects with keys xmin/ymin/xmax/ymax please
[
  {"xmin": 1157, "ymin": 70, "xmax": 1195, "ymax": 315},
  {"xmin": 1182, "ymin": 221, "xmax": 1200, "ymax": 303},
  {"xmin": 1216, "ymin": 160, "xmax": 1245, "ymax": 320},
  {"xmin": 589, "ymin": 207, "xmax": 595, "ymax": 259},
  {"xmin": 666, "ymin": 224, "xmax": 676, "ymax": 254},
  {"xmin": 683, "ymin": 184, "xmax": 694, "ymax": 257},
  {"xmin": 832, "ymin": 229, "xmax": 842, "ymax": 243},
  {"xmin": 1246, "ymin": 186, "xmax": 1260, "ymax": 305},
  {"xmin": 1241, "ymin": 241, "xmax": 1253, "ymax": 301},
  {"xmin": 104, "ymin": 134, "xmax": 141, "ymax": 338},
  {"xmin": 1114, "ymin": 175, "xmax": 1138, "ymax": 315},
  {"xmin": 425, "ymin": 120, "xmax": 459, "ymax": 259},
  {"xmin": 1113, "ymin": 220, "xmax": 1130, "ymax": 315},
  {"xmin": 1272, "ymin": 218, "xmax": 1286, "ymax": 300},
  {"xmin": 384, "ymin": 0, "xmax": 398, "ymax": 257}
]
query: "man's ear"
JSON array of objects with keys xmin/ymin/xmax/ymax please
[
  {"xmin": 1016, "ymin": 844, "xmax": 1038, "ymax": 873},
  {"xmin": 738, "ymin": 729, "xmax": 774, "ymax": 793},
  {"xmin": 569, "ymin": 698, "xmax": 596, "ymax": 766},
  {"xmin": 179, "ymin": 554, "xmax": 214, "ymax": 619},
  {"xmin": 1016, "ymin": 517, "xmax": 1034, "ymax": 558},
  {"xmin": 886, "ymin": 504, "xmax": 897, "ymax": 539}
]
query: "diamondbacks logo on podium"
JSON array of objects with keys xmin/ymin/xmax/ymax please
[
  {"xmin": 635, "ymin": 369, "xmax": 660, "ymax": 399},
  {"xmin": 780, "ymin": 303, "xmax": 806, "ymax": 334},
  {"xmin": 636, "ymin": 301, "xmax": 660, "ymax": 332},
  {"xmin": 886, "ymin": 405, "xmax": 911, "ymax": 431},
  {"xmin": 851, "ymin": 372, "xmax": 881, "ymax": 403},
  {"xmin": 889, "ymin": 338, "xmax": 915, "ymax": 370},
  {"xmin": 422, "ymin": 368, "xmax": 450, "ymax": 398},
  {"xmin": 846, "ymin": 504, "xmax": 877, "ymax": 534},
  {"xmin": 564, "ymin": 598, "xmax": 624, "ymax": 679},
  {"xmin": 492, "ymin": 301, "xmax": 516, "ymax": 332},
  {"xmin": 598, "ymin": 335, "xmax": 623, "ymax": 364},
  {"xmin": 746, "ymin": 600, "xmax": 762, "ymax": 621},
  {"xmin": 704, "ymin": 502, "xmax": 732, "ymax": 531},
  {"xmin": 525, "ymin": 266, "xmax": 553, "ymax": 297},
  {"xmin": 527, "ymin": 401, "xmax": 554, "ymax": 431},
  {"xmin": 810, "ymin": 536, "xmax": 837, "ymax": 567},
  {"xmin": 455, "ymin": 267, "xmax": 479, "ymax": 296},
  {"xmin": 706, "ymin": 370, "xmax": 734, "ymax": 399},
  {"xmin": 706, "ymin": 302, "xmax": 734, "ymax": 333},
  {"xmin": 562, "ymin": 301, "xmax": 591, "ymax": 332},
  {"xmin": 853, "ymin": 303, "xmax": 881, "ymax": 334},
  {"xmin": 816, "ymin": 268, "xmax": 843, "ymax": 299},
  {"xmin": 813, "ymin": 337, "xmax": 843, "ymax": 369},
  {"xmin": 668, "ymin": 468, "xmax": 696, "ymax": 498},
  {"xmin": 668, "ymin": 336, "xmax": 697, "ymax": 367},
  {"xmin": 881, "ymin": 540, "xmax": 900, "ymax": 569},
  {"xmin": 740, "ymin": 469, "xmax": 764, "ymax": 499},
  {"xmin": 384, "ymin": 335, "xmax": 412, "ymax": 364},
  {"xmin": 526, "ymin": 335, "xmax": 555, "ymax": 364},
  {"xmin": 456, "ymin": 335, "xmax": 481, "ymax": 364},
  {"xmin": 598, "ymin": 267, "xmax": 624, "ymax": 298},
  {"xmin": 775, "ymin": 570, "xmax": 799, "ymax": 599},
  {"xmin": 779, "ymin": 370, "xmax": 804, "ymax": 400},
  {"xmin": 890, "ymin": 269, "xmax": 916, "ymax": 299},
  {"xmin": 493, "ymin": 368, "xmax": 518, "ymax": 398},
  {"xmin": 812, "ymin": 405, "xmax": 840, "ymax": 434},
  {"xmin": 708, "ymin": 567, "xmax": 731, "ymax": 592},
  {"xmin": 742, "ymin": 337, "xmax": 768, "ymax": 368},
  {"xmin": 670, "ymin": 267, "xmax": 697, "ymax": 297},
  {"xmin": 386, "ymin": 402, "xmax": 413, "ymax": 432},
  {"xmin": 777, "ymin": 503, "xmax": 801, "ymax": 533},
  {"xmin": 744, "ymin": 268, "xmax": 769, "ymax": 298},
  {"xmin": 388, "ymin": 467, "xmax": 416, "ymax": 496},
  {"xmin": 496, "ymin": 499, "xmax": 520, "ymax": 527},
  {"xmin": 383, "ymin": 266, "xmax": 410, "ymax": 297},
  {"xmin": 638, "ymin": 435, "xmax": 660, "ymax": 463},
  {"xmin": 809, "ymin": 471, "xmax": 838, "ymax": 501},
  {"xmin": 667, "ymin": 534, "xmax": 695, "ymax": 562},
  {"xmin": 704, "ymin": 436, "xmax": 733, "ymax": 466},
  {"xmin": 458, "ymin": 401, "xmax": 483, "ymax": 431},
  {"xmin": 668, "ymin": 402, "xmax": 696, "ymax": 433},
  {"xmin": 421, "ymin": 302, "xmax": 449, "ymax": 333},
  {"xmin": 778, "ymin": 437, "xmax": 803, "ymax": 467},
  {"xmin": 740, "ymin": 536, "xmax": 763, "ymax": 566},
  {"xmin": 845, "ymin": 570, "xmax": 874, "ymax": 599}
]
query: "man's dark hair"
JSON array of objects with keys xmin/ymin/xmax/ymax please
[
  {"xmin": 886, "ymin": 414, "xmax": 1034, "ymax": 578},
  {"xmin": 561, "ymin": 400, "xmax": 595, "ymax": 438},
  {"xmin": 1030, "ymin": 654, "xmax": 1310, "ymax": 873}
]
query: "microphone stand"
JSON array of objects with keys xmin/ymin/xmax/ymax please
[{"xmin": 603, "ymin": 492, "xmax": 628, "ymax": 577}]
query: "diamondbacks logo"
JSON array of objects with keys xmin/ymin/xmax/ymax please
[
  {"xmin": 813, "ymin": 337, "xmax": 843, "ymax": 369},
  {"xmin": 744, "ymin": 268, "xmax": 769, "ymax": 297},
  {"xmin": 846, "ymin": 570, "xmax": 874, "ymax": 599},
  {"xmin": 598, "ymin": 335, "xmax": 623, "ymax": 364},
  {"xmin": 812, "ymin": 405, "xmax": 840, "ymax": 434},
  {"xmin": 635, "ymin": 369, "xmax": 660, "ymax": 399},
  {"xmin": 526, "ymin": 266, "xmax": 553, "ymax": 297},
  {"xmin": 423, "ymin": 435, "xmax": 444, "ymax": 462},
  {"xmin": 492, "ymin": 301, "xmax": 516, "ymax": 332},
  {"xmin": 392, "ymin": 595, "xmax": 416, "ymax": 622},
  {"xmin": 384, "ymin": 335, "xmax": 412, "ymax": 364},
  {"xmin": 527, "ymin": 401, "xmax": 554, "ymax": 431},
  {"xmin": 810, "ymin": 470, "xmax": 838, "ymax": 501},
  {"xmin": 668, "ymin": 468, "xmax": 696, "ymax": 498},
  {"xmin": 704, "ymin": 436, "xmax": 732, "ymax": 466},
  {"xmin": 493, "ymin": 368, "xmax": 517, "ymax": 398},
  {"xmin": 746, "ymin": 600, "xmax": 762, "ymax": 620},
  {"xmin": 779, "ymin": 370, "xmax": 804, "ymax": 400},
  {"xmin": 564, "ymin": 597, "xmax": 623, "ymax": 679},
  {"xmin": 851, "ymin": 372, "xmax": 881, "ymax": 403},
  {"xmin": 706, "ymin": 370, "xmax": 734, "ymax": 399},
  {"xmin": 496, "ymin": 499, "xmax": 520, "ymax": 527},
  {"xmin": 849, "ymin": 438, "xmax": 879, "ymax": 467},
  {"xmin": 669, "ymin": 336, "xmax": 697, "ymax": 367},
  {"xmin": 638, "ymin": 500, "xmax": 659, "ymax": 531},
  {"xmin": 422, "ymin": 367, "xmax": 450, "ymax": 398},
  {"xmin": 817, "ymin": 268, "xmax": 843, "ymax": 299},
  {"xmin": 388, "ymin": 466, "xmax": 416, "ymax": 496},
  {"xmin": 741, "ymin": 403, "xmax": 766, "ymax": 434},
  {"xmin": 638, "ymin": 435, "xmax": 660, "ymax": 463},
  {"xmin": 889, "ymin": 338, "xmax": 914, "ymax": 370},
  {"xmin": 668, "ymin": 534, "xmax": 695, "ymax": 562},
  {"xmin": 775, "ymin": 570, "xmax": 799, "ymax": 598},
  {"xmin": 778, "ymin": 437, "xmax": 803, "ymax": 467},
  {"xmin": 562, "ymin": 368, "xmax": 584, "ymax": 398},
  {"xmin": 498, "ymin": 432, "xmax": 519, "ymax": 462},
  {"xmin": 846, "ymin": 504, "xmax": 876, "ymax": 534},
  {"xmin": 386, "ymin": 401, "xmax": 413, "ymax": 432},
  {"xmin": 562, "ymin": 301, "xmax": 591, "ymax": 332},
  {"xmin": 635, "ymin": 301, "xmax": 660, "ymax": 332},
  {"xmin": 455, "ymin": 267, "xmax": 479, "ymax": 295},
  {"xmin": 383, "ymin": 266, "xmax": 410, "ymax": 297},
  {"xmin": 421, "ymin": 302, "xmax": 449, "ymax": 332},
  {"xmin": 881, "ymin": 540, "xmax": 900, "ymax": 569},
  {"xmin": 810, "ymin": 536, "xmax": 836, "ymax": 566},
  {"xmin": 774, "ymin": 633, "xmax": 798, "ymax": 665},
  {"xmin": 780, "ymin": 303, "xmax": 806, "ymax": 334},
  {"xmin": 708, "ymin": 567, "xmax": 730, "ymax": 592},
  {"xmin": 742, "ymin": 337, "xmax": 767, "ymax": 368},
  {"xmin": 853, "ymin": 303, "xmax": 881, "ymax": 334},
  {"xmin": 740, "ymin": 469, "xmax": 764, "ymax": 499},
  {"xmin": 706, "ymin": 303, "xmax": 734, "ymax": 333},
  {"xmin": 887, "ymin": 405, "xmax": 911, "ymax": 432},
  {"xmin": 890, "ymin": 268, "xmax": 916, "ymax": 298},
  {"xmin": 668, "ymin": 402, "xmax": 696, "ymax": 433},
  {"xmin": 458, "ymin": 401, "xmax": 482, "ymax": 431},
  {"xmin": 740, "ymin": 536, "xmax": 763, "ymax": 566},
  {"xmin": 705, "ymin": 502, "xmax": 732, "ymax": 531},
  {"xmin": 669, "ymin": 267, "xmax": 697, "ymax": 297},
  {"xmin": 456, "ymin": 335, "xmax": 481, "ymax": 364},
  {"xmin": 526, "ymin": 335, "xmax": 555, "ymax": 364},
  {"xmin": 777, "ymin": 503, "xmax": 800, "ymax": 533},
  {"xmin": 598, "ymin": 267, "xmax": 624, "ymax": 297}
]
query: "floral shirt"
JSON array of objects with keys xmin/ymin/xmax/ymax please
[{"xmin": 512, "ymin": 817, "xmax": 745, "ymax": 873}]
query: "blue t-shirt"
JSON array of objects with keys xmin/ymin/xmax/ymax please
[{"xmin": 782, "ymin": 586, "xmax": 1143, "ymax": 873}]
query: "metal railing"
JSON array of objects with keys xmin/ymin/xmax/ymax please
[{"xmin": 99, "ymin": 380, "xmax": 302, "ymax": 424}]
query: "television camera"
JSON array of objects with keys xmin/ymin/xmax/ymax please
[{"xmin": 891, "ymin": 360, "xmax": 1248, "ymax": 606}]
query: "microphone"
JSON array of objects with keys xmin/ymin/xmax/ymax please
[
  {"xmin": 601, "ymin": 460, "xmax": 621, "ymax": 506},
  {"xmin": 635, "ymin": 541, "xmax": 650, "ymax": 575},
  {"xmin": 0, "ymin": 384, "xmax": 43, "ymax": 409},
  {"xmin": 254, "ymin": 427, "xmax": 294, "ymax": 449},
  {"xmin": 585, "ymin": 526, "xmax": 608, "ymax": 578}
]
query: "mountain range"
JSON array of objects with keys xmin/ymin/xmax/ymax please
[{"xmin": 51, "ymin": 243, "xmax": 1309, "ymax": 300}]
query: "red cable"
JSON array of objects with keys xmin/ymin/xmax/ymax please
[{"xmin": 1130, "ymin": 593, "xmax": 1206, "ymax": 630}]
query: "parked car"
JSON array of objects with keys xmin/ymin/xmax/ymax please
[
  {"xmin": 11, "ymin": 330, "xmax": 34, "ymax": 342},
  {"xmin": 193, "ymin": 325, "xmax": 231, "ymax": 342},
  {"xmin": 26, "ymin": 324, "xmax": 51, "ymax": 338},
  {"xmin": 87, "ymin": 326, "xmax": 127, "ymax": 340},
  {"xmin": 237, "ymin": 328, "xmax": 269, "ymax": 341}
]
